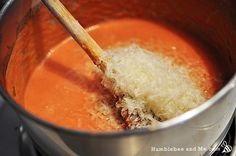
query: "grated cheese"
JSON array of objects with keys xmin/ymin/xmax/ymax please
[{"xmin": 102, "ymin": 44, "xmax": 206, "ymax": 128}]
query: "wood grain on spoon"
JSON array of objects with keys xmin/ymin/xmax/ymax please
[{"xmin": 41, "ymin": 0, "xmax": 106, "ymax": 71}]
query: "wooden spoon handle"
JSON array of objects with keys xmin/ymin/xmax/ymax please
[{"xmin": 41, "ymin": 0, "xmax": 105, "ymax": 69}]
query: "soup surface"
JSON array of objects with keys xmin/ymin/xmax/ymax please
[{"xmin": 24, "ymin": 19, "xmax": 223, "ymax": 132}]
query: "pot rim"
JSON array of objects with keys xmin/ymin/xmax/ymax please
[{"xmin": 0, "ymin": 0, "xmax": 236, "ymax": 138}]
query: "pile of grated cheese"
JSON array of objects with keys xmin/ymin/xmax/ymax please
[{"xmin": 102, "ymin": 44, "xmax": 206, "ymax": 128}]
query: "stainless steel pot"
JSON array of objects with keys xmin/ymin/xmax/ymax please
[{"xmin": 0, "ymin": 0, "xmax": 235, "ymax": 156}]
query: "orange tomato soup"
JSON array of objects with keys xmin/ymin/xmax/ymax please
[{"xmin": 24, "ymin": 19, "xmax": 223, "ymax": 132}]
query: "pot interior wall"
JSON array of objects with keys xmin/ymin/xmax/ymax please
[{"xmin": 2, "ymin": 0, "xmax": 236, "ymax": 106}]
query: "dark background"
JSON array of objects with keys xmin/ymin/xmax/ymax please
[
  {"xmin": 0, "ymin": 98, "xmax": 19, "ymax": 156},
  {"xmin": 0, "ymin": 0, "xmax": 8, "ymax": 8}
]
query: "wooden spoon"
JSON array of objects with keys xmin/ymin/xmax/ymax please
[{"xmin": 41, "ymin": 0, "xmax": 106, "ymax": 71}]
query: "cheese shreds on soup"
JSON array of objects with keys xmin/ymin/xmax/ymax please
[{"xmin": 103, "ymin": 44, "xmax": 205, "ymax": 128}]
